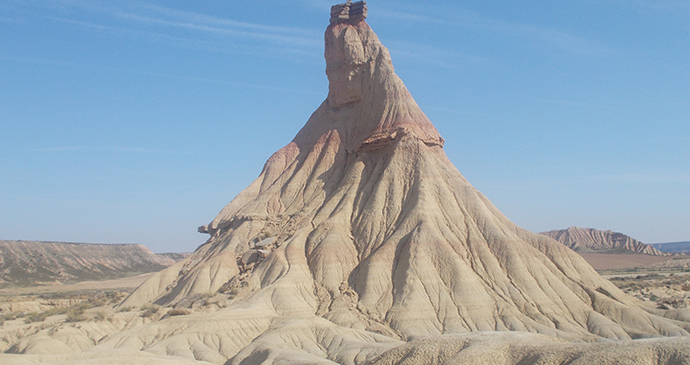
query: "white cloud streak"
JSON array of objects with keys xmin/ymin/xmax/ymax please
[
  {"xmin": 377, "ymin": 3, "xmax": 611, "ymax": 56},
  {"xmin": 23, "ymin": 146, "xmax": 200, "ymax": 155},
  {"xmin": 6, "ymin": 0, "xmax": 323, "ymax": 55},
  {"xmin": 108, "ymin": 3, "xmax": 321, "ymax": 48},
  {"xmin": 0, "ymin": 15, "xmax": 25, "ymax": 24},
  {"xmin": 588, "ymin": 0, "xmax": 690, "ymax": 13},
  {"xmin": 386, "ymin": 39, "xmax": 493, "ymax": 70},
  {"xmin": 588, "ymin": 174, "xmax": 690, "ymax": 184},
  {"xmin": 0, "ymin": 53, "xmax": 320, "ymax": 95}
]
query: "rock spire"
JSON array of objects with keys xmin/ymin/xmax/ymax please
[
  {"xmin": 117, "ymin": 5, "xmax": 690, "ymax": 363},
  {"xmin": 330, "ymin": 1, "xmax": 367, "ymax": 25}
]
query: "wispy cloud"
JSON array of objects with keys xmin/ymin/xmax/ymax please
[
  {"xmin": 477, "ymin": 173, "xmax": 690, "ymax": 192},
  {"xmin": 108, "ymin": 3, "xmax": 321, "ymax": 48},
  {"xmin": 517, "ymin": 141, "xmax": 538, "ymax": 153},
  {"xmin": 635, "ymin": 1, "xmax": 690, "ymax": 12},
  {"xmin": 7, "ymin": 0, "xmax": 323, "ymax": 57},
  {"xmin": 649, "ymin": 136, "xmax": 690, "ymax": 143},
  {"xmin": 587, "ymin": 174, "xmax": 690, "ymax": 184},
  {"xmin": 23, "ymin": 146, "xmax": 199, "ymax": 155},
  {"xmin": 419, "ymin": 105, "xmax": 480, "ymax": 116},
  {"xmin": 0, "ymin": 53, "xmax": 320, "ymax": 94},
  {"xmin": 0, "ymin": 15, "xmax": 25, "ymax": 24},
  {"xmin": 386, "ymin": 39, "xmax": 493, "ymax": 70},
  {"xmin": 289, "ymin": 0, "xmax": 333, "ymax": 11},
  {"xmin": 589, "ymin": 0, "xmax": 690, "ymax": 13},
  {"xmin": 529, "ymin": 96, "xmax": 601, "ymax": 109},
  {"xmin": 377, "ymin": 3, "xmax": 612, "ymax": 56}
]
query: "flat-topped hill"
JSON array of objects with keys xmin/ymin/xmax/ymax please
[
  {"xmin": 541, "ymin": 227, "xmax": 666, "ymax": 256},
  {"xmin": 0, "ymin": 240, "xmax": 180, "ymax": 287},
  {"xmin": 652, "ymin": 241, "xmax": 690, "ymax": 253}
]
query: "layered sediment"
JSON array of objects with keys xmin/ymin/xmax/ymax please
[{"xmin": 4, "ymin": 3, "xmax": 690, "ymax": 364}]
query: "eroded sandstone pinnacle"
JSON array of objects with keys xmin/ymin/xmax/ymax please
[{"xmin": 330, "ymin": 0, "xmax": 367, "ymax": 24}]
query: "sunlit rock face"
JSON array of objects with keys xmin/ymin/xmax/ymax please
[
  {"xmin": 76, "ymin": 2, "xmax": 690, "ymax": 364},
  {"xmin": 122, "ymin": 5, "xmax": 689, "ymax": 342}
]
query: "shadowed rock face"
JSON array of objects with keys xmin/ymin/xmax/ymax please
[
  {"xmin": 0, "ymin": 240, "xmax": 176, "ymax": 287},
  {"xmin": 541, "ymin": 227, "xmax": 667, "ymax": 256},
  {"xmin": 115, "ymin": 10, "xmax": 690, "ymax": 363}
]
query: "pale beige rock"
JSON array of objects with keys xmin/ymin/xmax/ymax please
[
  {"xmin": 123, "ymin": 15, "xmax": 689, "ymax": 343},
  {"xmin": 368, "ymin": 332, "xmax": 690, "ymax": 365},
  {"xmin": 6, "ymin": 6, "xmax": 690, "ymax": 365}
]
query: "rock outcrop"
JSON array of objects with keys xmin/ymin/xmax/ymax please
[
  {"xmin": 541, "ymin": 227, "xmax": 667, "ymax": 256},
  {"xmin": 121, "ymin": 0, "xmax": 689, "ymax": 342},
  {"xmin": 5, "ymin": 3, "xmax": 690, "ymax": 364}
]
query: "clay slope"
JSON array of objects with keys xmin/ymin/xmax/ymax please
[
  {"xmin": 541, "ymin": 227, "xmax": 666, "ymax": 256},
  {"xmin": 156, "ymin": 252, "xmax": 193, "ymax": 262},
  {"xmin": 121, "ymin": 11, "xmax": 690, "ymax": 341},
  {"xmin": 23, "ymin": 5, "xmax": 676, "ymax": 364},
  {"xmin": 0, "ymin": 240, "xmax": 176, "ymax": 287}
]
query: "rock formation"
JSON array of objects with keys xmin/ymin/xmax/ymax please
[
  {"xmin": 651, "ymin": 241, "xmax": 690, "ymax": 253},
  {"xmin": 541, "ymin": 227, "xmax": 667, "ymax": 256},
  {"xmin": 4, "ymin": 2, "xmax": 690, "ymax": 364},
  {"xmin": 121, "ymin": 0, "xmax": 689, "ymax": 342},
  {"xmin": 0, "ymin": 240, "xmax": 177, "ymax": 287}
]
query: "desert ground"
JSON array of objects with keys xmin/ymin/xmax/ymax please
[
  {"xmin": 580, "ymin": 253, "xmax": 687, "ymax": 271},
  {"xmin": 1, "ymin": 3, "xmax": 688, "ymax": 364},
  {"xmin": 581, "ymin": 254, "xmax": 690, "ymax": 309},
  {"xmin": 2, "ymin": 253, "xmax": 687, "ymax": 355}
]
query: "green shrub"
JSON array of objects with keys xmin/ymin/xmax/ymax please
[
  {"xmin": 167, "ymin": 308, "xmax": 190, "ymax": 316},
  {"xmin": 64, "ymin": 304, "xmax": 89, "ymax": 323},
  {"xmin": 24, "ymin": 312, "xmax": 48, "ymax": 323},
  {"xmin": 140, "ymin": 304, "xmax": 159, "ymax": 318},
  {"xmin": 94, "ymin": 310, "xmax": 108, "ymax": 321},
  {"xmin": 2, "ymin": 313, "xmax": 17, "ymax": 321},
  {"xmin": 22, "ymin": 304, "xmax": 88, "ymax": 324}
]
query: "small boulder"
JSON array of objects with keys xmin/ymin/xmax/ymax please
[
  {"xmin": 258, "ymin": 250, "xmax": 271, "ymax": 258},
  {"xmin": 255, "ymin": 237, "xmax": 274, "ymax": 248},
  {"xmin": 241, "ymin": 250, "xmax": 260, "ymax": 266}
]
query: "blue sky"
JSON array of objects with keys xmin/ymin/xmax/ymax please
[{"xmin": 1, "ymin": 0, "xmax": 688, "ymax": 253}]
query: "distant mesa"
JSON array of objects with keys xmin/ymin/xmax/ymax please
[
  {"xmin": 0, "ymin": 240, "xmax": 186, "ymax": 287},
  {"xmin": 155, "ymin": 251, "xmax": 192, "ymax": 262},
  {"xmin": 541, "ymin": 227, "xmax": 667, "ymax": 256},
  {"xmin": 3, "ymin": 3, "xmax": 690, "ymax": 364},
  {"xmin": 651, "ymin": 241, "xmax": 690, "ymax": 254}
]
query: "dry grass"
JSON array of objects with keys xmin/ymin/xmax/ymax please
[
  {"xmin": 166, "ymin": 308, "xmax": 190, "ymax": 316},
  {"xmin": 23, "ymin": 302, "xmax": 91, "ymax": 324},
  {"xmin": 140, "ymin": 304, "xmax": 159, "ymax": 318},
  {"xmin": 609, "ymin": 273, "xmax": 690, "ymax": 309}
]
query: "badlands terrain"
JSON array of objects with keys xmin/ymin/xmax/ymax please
[
  {"xmin": 541, "ymin": 227, "xmax": 667, "ymax": 256},
  {"xmin": 0, "ymin": 240, "xmax": 188, "ymax": 288},
  {"xmin": 1, "ymin": 2, "xmax": 689, "ymax": 364}
]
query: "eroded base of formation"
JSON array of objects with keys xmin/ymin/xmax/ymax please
[
  {"xmin": 1, "ymin": 310, "xmax": 689, "ymax": 365},
  {"xmin": 4, "ymin": 2, "xmax": 689, "ymax": 364}
]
